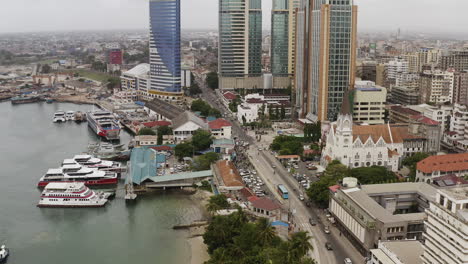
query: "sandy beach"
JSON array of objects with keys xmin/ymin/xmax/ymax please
[{"xmin": 189, "ymin": 235, "xmax": 210, "ymax": 264}]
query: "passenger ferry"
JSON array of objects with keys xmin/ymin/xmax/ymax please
[
  {"xmin": 86, "ymin": 110, "xmax": 121, "ymax": 140},
  {"xmin": 62, "ymin": 155, "xmax": 122, "ymax": 172},
  {"xmin": 53, "ymin": 111, "xmax": 66, "ymax": 123},
  {"xmin": 37, "ymin": 166, "xmax": 117, "ymax": 187},
  {"xmin": 37, "ymin": 182, "xmax": 110, "ymax": 208}
]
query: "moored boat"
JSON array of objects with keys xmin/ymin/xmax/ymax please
[
  {"xmin": 37, "ymin": 182, "xmax": 110, "ymax": 208},
  {"xmin": 10, "ymin": 95, "xmax": 42, "ymax": 104},
  {"xmin": 74, "ymin": 111, "xmax": 86, "ymax": 122},
  {"xmin": 53, "ymin": 111, "xmax": 66, "ymax": 123},
  {"xmin": 62, "ymin": 155, "xmax": 123, "ymax": 172},
  {"xmin": 37, "ymin": 167, "xmax": 118, "ymax": 187},
  {"xmin": 87, "ymin": 110, "xmax": 121, "ymax": 140},
  {"xmin": 0, "ymin": 245, "xmax": 8, "ymax": 262},
  {"xmin": 65, "ymin": 111, "xmax": 75, "ymax": 121}
]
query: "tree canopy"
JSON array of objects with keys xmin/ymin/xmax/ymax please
[
  {"xmin": 191, "ymin": 99, "xmax": 221, "ymax": 118},
  {"xmin": 206, "ymin": 71, "xmax": 219, "ymax": 89},
  {"xmin": 203, "ymin": 210, "xmax": 316, "ymax": 264},
  {"xmin": 271, "ymin": 135, "xmax": 304, "ymax": 156},
  {"xmin": 138, "ymin": 127, "xmax": 156, "ymax": 136},
  {"xmin": 174, "ymin": 142, "xmax": 194, "ymax": 160},
  {"xmin": 192, "ymin": 129, "xmax": 213, "ymax": 151},
  {"xmin": 307, "ymin": 161, "xmax": 398, "ymax": 208},
  {"xmin": 402, "ymin": 152, "xmax": 429, "ymax": 181},
  {"xmin": 192, "ymin": 152, "xmax": 220, "ymax": 171}
]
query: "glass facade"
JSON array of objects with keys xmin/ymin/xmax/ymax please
[
  {"xmin": 271, "ymin": 0, "xmax": 289, "ymax": 76},
  {"xmin": 149, "ymin": 0, "xmax": 181, "ymax": 94},
  {"xmin": 219, "ymin": 0, "xmax": 262, "ymax": 78}
]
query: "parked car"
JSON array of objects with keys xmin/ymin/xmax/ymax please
[
  {"xmin": 325, "ymin": 242, "xmax": 333, "ymax": 250},
  {"xmin": 299, "ymin": 194, "xmax": 305, "ymax": 201},
  {"xmin": 309, "ymin": 218, "xmax": 316, "ymax": 226},
  {"xmin": 344, "ymin": 258, "xmax": 352, "ymax": 264},
  {"xmin": 324, "ymin": 226, "xmax": 330, "ymax": 234}
]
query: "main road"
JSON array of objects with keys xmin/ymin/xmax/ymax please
[{"xmin": 196, "ymin": 78, "xmax": 364, "ymax": 263}]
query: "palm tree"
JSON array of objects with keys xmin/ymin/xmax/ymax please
[
  {"xmin": 206, "ymin": 201, "xmax": 222, "ymax": 216},
  {"xmin": 255, "ymin": 218, "xmax": 276, "ymax": 246},
  {"xmin": 288, "ymin": 232, "xmax": 313, "ymax": 261}
]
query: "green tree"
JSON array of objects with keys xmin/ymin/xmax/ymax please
[
  {"xmin": 288, "ymin": 232, "xmax": 314, "ymax": 261},
  {"xmin": 242, "ymin": 115, "xmax": 247, "ymax": 125},
  {"xmin": 189, "ymin": 82, "xmax": 202, "ymax": 95},
  {"xmin": 107, "ymin": 76, "xmax": 120, "ymax": 89},
  {"xmin": 192, "ymin": 152, "xmax": 220, "ymax": 171},
  {"xmin": 191, "ymin": 129, "xmax": 213, "ymax": 151},
  {"xmin": 174, "ymin": 142, "xmax": 194, "ymax": 160},
  {"xmin": 206, "ymin": 194, "xmax": 230, "ymax": 214},
  {"xmin": 306, "ymin": 161, "xmax": 349, "ymax": 207},
  {"xmin": 280, "ymin": 105, "xmax": 286, "ymax": 120},
  {"xmin": 41, "ymin": 64, "xmax": 52, "ymax": 73},
  {"xmin": 206, "ymin": 71, "xmax": 219, "ymax": 89},
  {"xmin": 402, "ymin": 152, "xmax": 429, "ymax": 181},
  {"xmin": 138, "ymin": 127, "xmax": 156, "ymax": 135},
  {"xmin": 255, "ymin": 218, "xmax": 277, "ymax": 246},
  {"xmin": 350, "ymin": 166, "xmax": 397, "ymax": 184},
  {"xmin": 157, "ymin": 133, "xmax": 163, "ymax": 145}
]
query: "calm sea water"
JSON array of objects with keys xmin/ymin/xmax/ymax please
[{"xmin": 0, "ymin": 102, "xmax": 201, "ymax": 264}]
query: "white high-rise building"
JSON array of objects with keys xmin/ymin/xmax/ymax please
[
  {"xmin": 386, "ymin": 58, "xmax": 409, "ymax": 80},
  {"xmin": 421, "ymin": 186, "xmax": 468, "ymax": 264}
]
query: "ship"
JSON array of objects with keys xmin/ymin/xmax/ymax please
[
  {"xmin": 10, "ymin": 95, "xmax": 42, "ymax": 104},
  {"xmin": 37, "ymin": 166, "xmax": 118, "ymax": 187},
  {"xmin": 86, "ymin": 110, "xmax": 121, "ymax": 140},
  {"xmin": 37, "ymin": 182, "xmax": 110, "ymax": 208}
]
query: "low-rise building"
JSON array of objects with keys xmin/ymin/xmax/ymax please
[
  {"xmin": 248, "ymin": 196, "xmax": 281, "ymax": 220},
  {"xmin": 391, "ymin": 86, "xmax": 420, "ymax": 105},
  {"xmin": 211, "ymin": 138, "xmax": 235, "ymax": 161},
  {"xmin": 329, "ymin": 179, "xmax": 437, "ymax": 254},
  {"xmin": 368, "ymin": 240, "xmax": 423, "ymax": 264},
  {"xmin": 172, "ymin": 111, "xmax": 208, "ymax": 142},
  {"xmin": 212, "ymin": 160, "xmax": 244, "ymax": 194},
  {"xmin": 353, "ymin": 81, "xmax": 387, "ymax": 124},
  {"xmin": 276, "ymin": 155, "xmax": 301, "ymax": 163},
  {"xmin": 208, "ymin": 118, "xmax": 232, "ymax": 139},
  {"xmin": 416, "ymin": 153, "xmax": 468, "ymax": 183},
  {"xmin": 421, "ymin": 186, "xmax": 468, "ymax": 264},
  {"xmin": 134, "ymin": 135, "xmax": 159, "ymax": 147}
]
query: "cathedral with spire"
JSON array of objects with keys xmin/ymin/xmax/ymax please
[{"xmin": 320, "ymin": 92, "xmax": 425, "ymax": 172}]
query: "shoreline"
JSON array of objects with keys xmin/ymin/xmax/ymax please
[{"xmin": 187, "ymin": 189, "xmax": 212, "ymax": 264}]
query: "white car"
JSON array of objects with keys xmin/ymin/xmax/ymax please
[
  {"xmin": 299, "ymin": 194, "xmax": 305, "ymax": 201},
  {"xmin": 344, "ymin": 258, "xmax": 352, "ymax": 264}
]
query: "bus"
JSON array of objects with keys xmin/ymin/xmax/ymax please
[{"xmin": 277, "ymin": 184, "xmax": 289, "ymax": 199}]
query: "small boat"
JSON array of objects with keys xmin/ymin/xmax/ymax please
[
  {"xmin": 10, "ymin": 95, "xmax": 42, "ymax": 104},
  {"xmin": 53, "ymin": 111, "xmax": 66, "ymax": 123},
  {"xmin": 65, "ymin": 111, "xmax": 75, "ymax": 121},
  {"xmin": 37, "ymin": 182, "xmax": 110, "ymax": 208},
  {"xmin": 46, "ymin": 98, "xmax": 54, "ymax": 104},
  {"xmin": 74, "ymin": 111, "xmax": 86, "ymax": 122},
  {"xmin": 0, "ymin": 245, "xmax": 9, "ymax": 262},
  {"xmin": 62, "ymin": 157, "xmax": 123, "ymax": 173}
]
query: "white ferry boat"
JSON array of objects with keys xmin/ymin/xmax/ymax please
[
  {"xmin": 86, "ymin": 110, "xmax": 121, "ymax": 140},
  {"xmin": 65, "ymin": 111, "xmax": 75, "ymax": 121},
  {"xmin": 53, "ymin": 111, "xmax": 66, "ymax": 123},
  {"xmin": 62, "ymin": 156, "xmax": 122, "ymax": 172},
  {"xmin": 38, "ymin": 166, "xmax": 117, "ymax": 187},
  {"xmin": 37, "ymin": 182, "xmax": 110, "ymax": 208}
]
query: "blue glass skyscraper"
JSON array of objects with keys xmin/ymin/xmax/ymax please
[{"xmin": 149, "ymin": 0, "xmax": 181, "ymax": 99}]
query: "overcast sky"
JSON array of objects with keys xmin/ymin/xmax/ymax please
[{"xmin": 0, "ymin": 0, "xmax": 466, "ymax": 35}]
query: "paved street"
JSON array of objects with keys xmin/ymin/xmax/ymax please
[{"xmin": 197, "ymin": 82, "xmax": 364, "ymax": 263}]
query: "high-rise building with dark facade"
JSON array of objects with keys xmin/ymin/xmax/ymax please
[
  {"xmin": 295, "ymin": 0, "xmax": 357, "ymax": 121},
  {"xmin": 149, "ymin": 0, "xmax": 182, "ymax": 100},
  {"xmin": 218, "ymin": 0, "xmax": 263, "ymax": 90}
]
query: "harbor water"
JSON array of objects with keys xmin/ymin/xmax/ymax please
[{"xmin": 0, "ymin": 102, "xmax": 202, "ymax": 263}]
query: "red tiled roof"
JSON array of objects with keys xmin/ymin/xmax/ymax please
[
  {"xmin": 150, "ymin": 145, "xmax": 173, "ymax": 151},
  {"xmin": 410, "ymin": 114, "xmax": 439, "ymax": 125},
  {"xmin": 352, "ymin": 124, "xmax": 423, "ymax": 143},
  {"xmin": 223, "ymin": 92, "xmax": 237, "ymax": 100},
  {"xmin": 248, "ymin": 196, "xmax": 260, "ymax": 202},
  {"xmin": 303, "ymin": 149, "xmax": 320, "ymax": 155},
  {"xmin": 143, "ymin": 120, "xmax": 172, "ymax": 128},
  {"xmin": 246, "ymin": 98, "xmax": 265, "ymax": 104},
  {"xmin": 417, "ymin": 153, "xmax": 468, "ymax": 174},
  {"xmin": 277, "ymin": 155, "xmax": 300, "ymax": 159},
  {"xmin": 250, "ymin": 197, "xmax": 280, "ymax": 211},
  {"xmin": 208, "ymin": 118, "xmax": 232, "ymax": 130},
  {"xmin": 329, "ymin": 185, "xmax": 341, "ymax": 193},
  {"xmin": 391, "ymin": 105, "xmax": 421, "ymax": 116},
  {"xmin": 239, "ymin": 187, "xmax": 255, "ymax": 199},
  {"xmin": 388, "ymin": 148, "xmax": 400, "ymax": 158},
  {"xmin": 446, "ymin": 131, "xmax": 458, "ymax": 136},
  {"xmin": 325, "ymin": 155, "xmax": 332, "ymax": 162}
]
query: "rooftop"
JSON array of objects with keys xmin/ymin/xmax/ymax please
[
  {"xmin": 375, "ymin": 240, "xmax": 423, "ymax": 264},
  {"xmin": 391, "ymin": 105, "xmax": 421, "ymax": 116},
  {"xmin": 212, "ymin": 138, "xmax": 235, "ymax": 146},
  {"xmin": 341, "ymin": 182, "xmax": 437, "ymax": 223},
  {"xmin": 250, "ymin": 197, "xmax": 281, "ymax": 211},
  {"xmin": 417, "ymin": 153, "xmax": 468, "ymax": 174},
  {"xmin": 208, "ymin": 118, "xmax": 232, "ymax": 130},
  {"xmin": 172, "ymin": 111, "xmax": 208, "ymax": 130},
  {"xmin": 352, "ymin": 124, "xmax": 422, "ymax": 143},
  {"xmin": 123, "ymin": 63, "xmax": 150, "ymax": 77},
  {"xmin": 142, "ymin": 120, "xmax": 171, "ymax": 128},
  {"xmin": 215, "ymin": 160, "xmax": 244, "ymax": 188},
  {"xmin": 143, "ymin": 98, "xmax": 184, "ymax": 120},
  {"xmin": 432, "ymin": 175, "xmax": 468, "ymax": 187}
]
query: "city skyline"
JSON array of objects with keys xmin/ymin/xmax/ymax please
[{"xmin": 2, "ymin": 0, "xmax": 468, "ymax": 37}]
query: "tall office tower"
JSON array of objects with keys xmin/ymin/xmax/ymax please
[
  {"xmin": 218, "ymin": 0, "xmax": 263, "ymax": 90},
  {"xmin": 295, "ymin": 0, "xmax": 357, "ymax": 121},
  {"xmin": 271, "ymin": 0, "xmax": 299, "ymax": 89},
  {"xmin": 149, "ymin": 0, "xmax": 182, "ymax": 100},
  {"xmin": 421, "ymin": 187, "xmax": 468, "ymax": 264}
]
